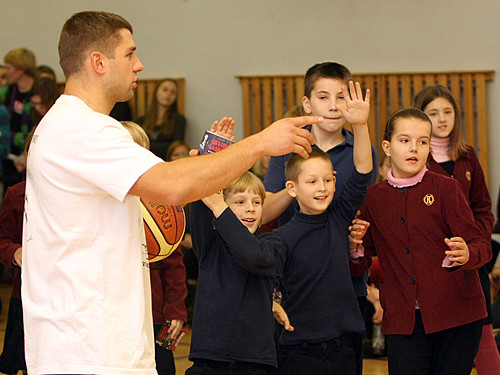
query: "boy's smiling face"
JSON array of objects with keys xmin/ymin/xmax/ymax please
[
  {"xmin": 225, "ymin": 188, "xmax": 263, "ymax": 234},
  {"xmin": 302, "ymin": 77, "xmax": 347, "ymax": 135},
  {"xmin": 286, "ymin": 157, "xmax": 336, "ymax": 215}
]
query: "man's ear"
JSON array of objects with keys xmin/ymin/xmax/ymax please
[
  {"xmin": 302, "ymin": 96, "xmax": 312, "ymax": 115},
  {"xmin": 89, "ymin": 51, "xmax": 106, "ymax": 75},
  {"xmin": 285, "ymin": 180, "xmax": 297, "ymax": 198},
  {"xmin": 381, "ymin": 140, "xmax": 391, "ymax": 157}
]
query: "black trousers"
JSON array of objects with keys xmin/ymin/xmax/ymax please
[
  {"xmin": 185, "ymin": 359, "xmax": 273, "ymax": 375},
  {"xmin": 386, "ymin": 310, "xmax": 483, "ymax": 375},
  {"xmin": 153, "ymin": 324, "xmax": 176, "ymax": 375},
  {"xmin": 278, "ymin": 333, "xmax": 356, "ymax": 375}
]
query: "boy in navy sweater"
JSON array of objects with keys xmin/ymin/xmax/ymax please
[
  {"xmin": 188, "ymin": 171, "xmax": 290, "ymax": 375},
  {"xmin": 274, "ymin": 81, "xmax": 372, "ymax": 375}
]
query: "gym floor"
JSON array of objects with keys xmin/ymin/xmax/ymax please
[{"xmin": 0, "ymin": 279, "xmax": 477, "ymax": 375}]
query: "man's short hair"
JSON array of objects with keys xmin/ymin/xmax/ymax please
[
  {"xmin": 4, "ymin": 48, "xmax": 37, "ymax": 78},
  {"xmin": 304, "ymin": 62, "xmax": 352, "ymax": 98},
  {"xmin": 285, "ymin": 148, "xmax": 332, "ymax": 182},
  {"xmin": 58, "ymin": 11, "xmax": 133, "ymax": 78}
]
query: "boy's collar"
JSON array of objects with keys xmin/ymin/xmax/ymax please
[
  {"xmin": 294, "ymin": 205, "xmax": 328, "ymax": 221},
  {"xmin": 306, "ymin": 126, "xmax": 352, "ymax": 149}
]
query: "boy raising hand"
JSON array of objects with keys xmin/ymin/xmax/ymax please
[{"xmin": 273, "ymin": 81, "xmax": 372, "ymax": 375}]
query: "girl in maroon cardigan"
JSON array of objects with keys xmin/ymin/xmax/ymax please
[
  {"xmin": 414, "ymin": 85, "xmax": 500, "ymax": 375},
  {"xmin": 352, "ymin": 108, "xmax": 492, "ymax": 375},
  {"xmin": 0, "ymin": 180, "xmax": 26, "ymax": 375},
  {"xmin": 122, "ymin": 121, "xmax": 188, "ymax": 375},
  {"xmin": 149, "ymin": 250, "xmax": 188, "ymax": 375}
]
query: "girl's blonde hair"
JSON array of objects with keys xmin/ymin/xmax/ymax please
[{"xmin": 121, "ymin": 121, "xmax": 150, "ymax": 149}]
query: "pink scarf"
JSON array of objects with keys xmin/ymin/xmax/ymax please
[
  {"xmin": 430, "ymin": 137, "xmax": 451, "ymax": 163},
  {"xmin": 386, "ymin": 166, "xmax": 428, "ymax": 188}
]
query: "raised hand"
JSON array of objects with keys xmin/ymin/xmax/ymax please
[
  {"xmin": 189, "ymin": 117, "xmax": 236, "ymax": 157},
  {"xmin": 201, "ymin": 190, "xmax": 227, "ymax": 217},
  {"xmin": 209, "ymin": 116, "xmax": 235, "ymax": 141},
  {"xmin": 338, "ymin": 81, "xmax": 370, "ymax": 127}
]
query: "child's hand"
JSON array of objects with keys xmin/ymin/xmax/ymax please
[
  {"xmin": 367, "ymin": 284, "xmax": 384, "ymax": 324},
  {"xmin": 209, "ymin": 116, "xmax": 235, "ymax": 141},
  {"xmin": 188, "ymin": 117, "xmax": 236, "ymax": 157},
  {"xmin": 13, "ymin": 247, "xmax": 22, "ymax": 267},
  {"xmin": 348, "ymin": 212, "xmax": 370, "ymax": 250},
  {"xmin": 338, "ymin": 81, "xmax": 370, "ymax": 127},
  {"xmin": 167, "ymin": 319, "xmax": 185, "ymax": 341},
  {"xmin": 13, "ymin": 154, "xmax": 27, "ymax": 172},
  {"xmin": 273, "ymin": 301, "xmax": 294, "ymax": 331},
  {"xmin": 201, "ymin": 190, "xmax": 227, "ymax": 217},
  {"xmin": 443, "ymin": 237, "xmax": 469, "ymax": 267}
]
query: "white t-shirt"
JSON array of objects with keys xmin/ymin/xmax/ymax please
[{"xmin": 22, "ymin": 95, "xmax": 163, "ymax": 375}]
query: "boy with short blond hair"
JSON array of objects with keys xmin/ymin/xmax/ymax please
[
  {"xmin": 188, "ymin": 171, "xmax": 285, "ymax": 375},
  {"xmin": 0, "ymin": 48, "xmax": 37, "ymax": 190},
  {"xmin": 274, "ymin": 81, "xmax": 373, "ymax": 375},
  {"xmin": 3, "ymin": 48, "xmax": 37, "ymax": 78}
]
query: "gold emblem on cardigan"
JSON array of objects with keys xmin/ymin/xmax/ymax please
[
  {"xmin": 423, "ymin": 194, "xmax": 434, "ymax": 206},
  {"xmin": 465, "ymin": 170, "xmax": 471, "ymax": 182}
]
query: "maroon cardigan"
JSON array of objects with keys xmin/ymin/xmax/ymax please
[
  {"xmin": 427, "ymin": 145, "xmax": 494, "ymax": 239},
  {"xmin": 353, "ymin": 171, "xmax": 491, "ymax": 335},
  {"xmin": 149, "ymin": 247, "xmax": 188, "ymax": 325},
  {"xmin": 0, "ymin": 181, "xmax": 25, "ymax": 299}
]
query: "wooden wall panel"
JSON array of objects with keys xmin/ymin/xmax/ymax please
[{"xmin": 237, "ymin": 71, "xmax": 495, "ymax": 183}]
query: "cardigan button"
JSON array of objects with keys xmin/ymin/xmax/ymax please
[
  {"xmin": 406, "ymin": 247, "xmax": 411, "ymax": 254},
  {"xmin": 401, "ymin": 217, "xmax": 405, "ymax": 224},
  {"xmin": 400, "ymin": 187, "xmax": 405, "ymax": 194},
  {"xmin": 411, "ymin": 278, "xmax": 416, "ymax": 284}
]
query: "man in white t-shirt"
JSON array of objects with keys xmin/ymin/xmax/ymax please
[{"xmin": 21, "ymin": 10, "xmax": 320, "ymax": 375}]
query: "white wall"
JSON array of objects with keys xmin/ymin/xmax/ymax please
[{"xmin": 2, "ymin": 0, "xmax": 500, "ymax": 217}]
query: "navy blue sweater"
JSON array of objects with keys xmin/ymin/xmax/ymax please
[
  {"xmin": 189, "ymin": 200, "xmax": 281, "ymax": 367},
  {"xmin": 275, "ymin": 170, "xmax": 371, "ymax": 345}
]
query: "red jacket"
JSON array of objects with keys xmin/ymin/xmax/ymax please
[
  {"xmin": 0, "ymin": 181, "xmax": 25, "ymax": 299},
  {"xmin": 149, "ymin": 247, "xmax": 188, "ymax": 325},
  {"xmin": 354, "ymin": 171, "xmax": 491, "ymax": 335},
  {"xmin": 427, "ymin": 145, "xmax": 494, "ymax": 239}
]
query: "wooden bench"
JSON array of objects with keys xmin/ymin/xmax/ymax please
[{"xmin": 237, "ymin": 71, "xmax": 495, "ymax": 184}]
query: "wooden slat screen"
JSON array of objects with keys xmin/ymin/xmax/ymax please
[{"xmin": 237, "ymin": 71, "xmax": 495, "ymax": 183}]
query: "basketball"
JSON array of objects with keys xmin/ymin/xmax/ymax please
[{"xmin": 140, "ymin": 199, "xmax": 186, "ymax": 262}]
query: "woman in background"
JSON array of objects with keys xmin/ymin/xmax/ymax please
[
  {"xmin": 136, "ymin": 79, "xmax": 186, "ymax": 159},
  {"xmin": 30, "ymin": 77, "xmax": 60, "ymax": 125}
]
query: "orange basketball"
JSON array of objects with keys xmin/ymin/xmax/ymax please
[{"xmin": 140, "ymin": 199, "xmax": 186, "ymax": 262}]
